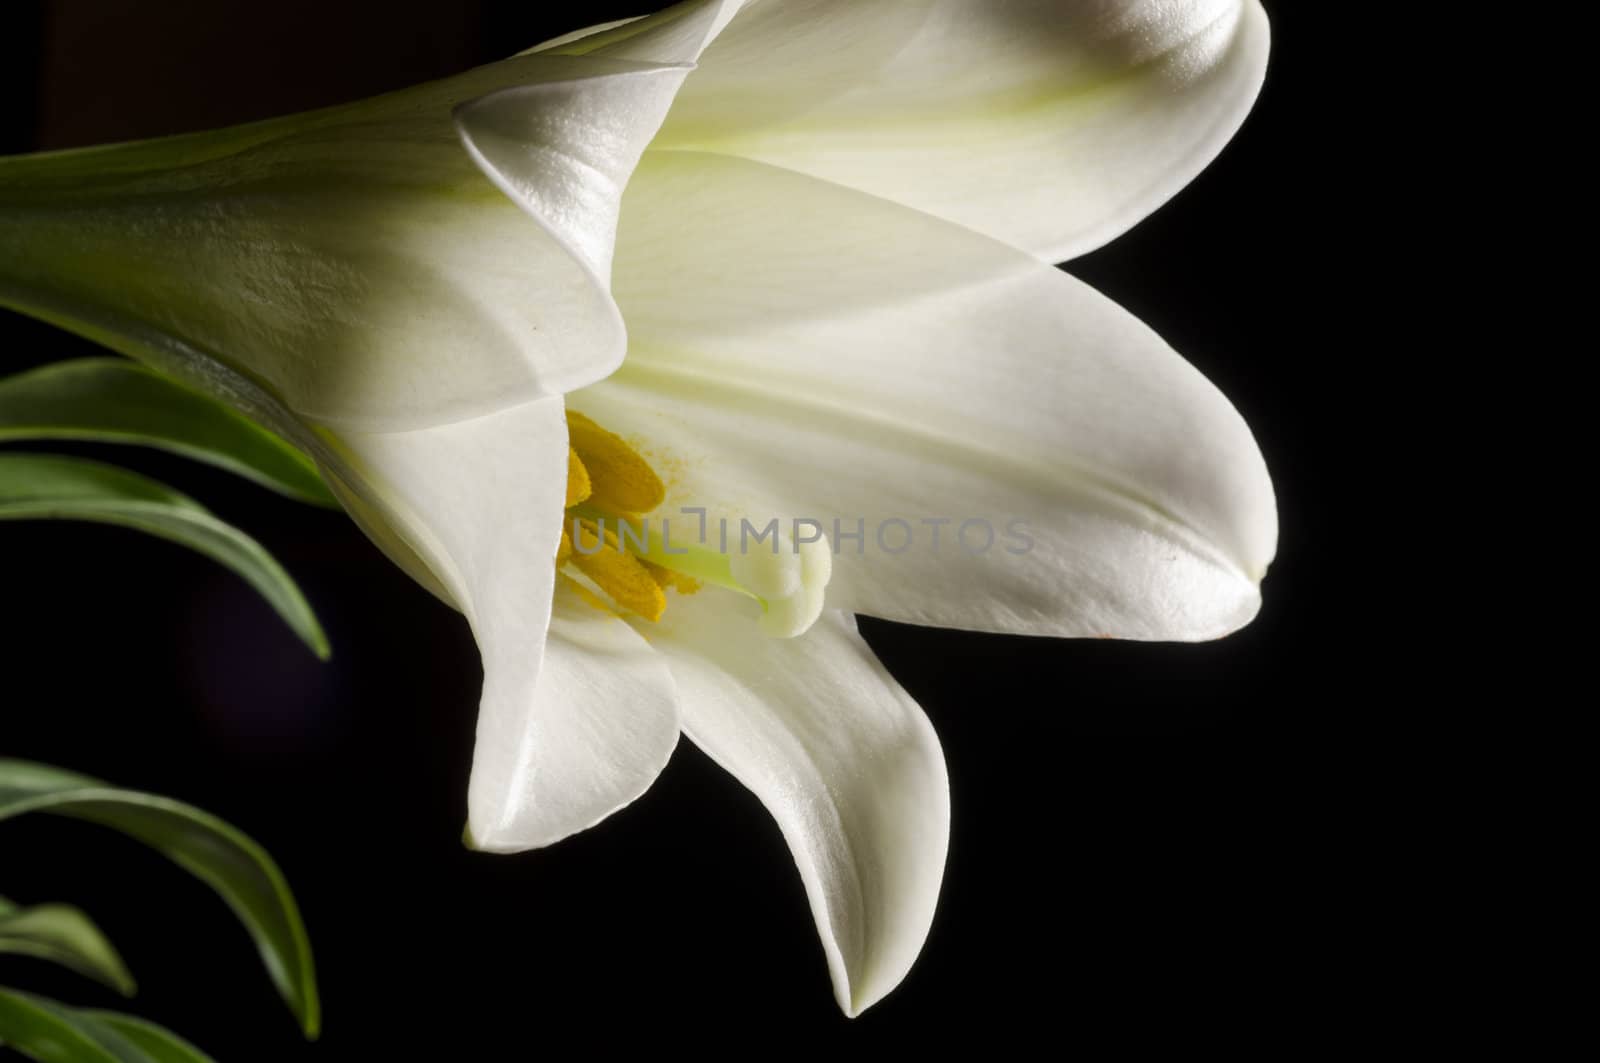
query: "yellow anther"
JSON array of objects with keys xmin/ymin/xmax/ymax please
[
  {"xmin": 568, "ymin": 519, "xmax": 666, "ymax": 623},
  {"xmin": 566, "ymin": 410, "xmax": 665, "ymax": 515},
  {"xmin": 642, "ymin": 559, "xmax": 700, "ymax": 596},
  {"xmin": 566, "ymin": 447, "xmax": 592, "ymax": 508},
  {"xmin": 555, "ymin": 413, "xmax": 701, "ymax": 623}
]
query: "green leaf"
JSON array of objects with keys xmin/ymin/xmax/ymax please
[
  {"xmin": 82, "ymin": 1012, "xmax": 214, "ymax": 1063},
  {"xmin": 0, "ymin": 988, "xmax": 214, "ymax": 1062},
  {"xmin": 0, "ymin": 358, "xmax": 337, "ymax": 507},
  {"xmin": 0, "ymin": 988, "xmax": 144, "ymax": 1062},
  {"xmin": 0, "ymin": 761, "xmax": 319, "ymax": 1039},
  {"xmin": 0, "ymin": 896, "xmax": 136, "ymax": 996},
  {"xmin": 0, "ymin": 453, "xmax": 329, "ymax": 659}
]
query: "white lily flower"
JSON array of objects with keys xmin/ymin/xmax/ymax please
[{"xmin": 0, "ymin": 0, "xmax": 1276, "ymax": 1016}]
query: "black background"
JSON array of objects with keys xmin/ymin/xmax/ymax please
[{"xmin": 2, "ymin": 1, "xmax": 1356, "ymax": 1056}]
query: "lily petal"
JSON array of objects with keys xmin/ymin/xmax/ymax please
[
  {"xmin": 452, "ymin": 60, "xmax": 693, "ymax": 283},
  {"xmin": 578, "ymin": 151, "xmax": 1276, "ymax": 641},
  {"xmin": 534, "ymin": 0, "xmax": 746, "ymax": 65},
  {"xmin": 647, "ymin": 0, "xmax": 1269, "ymax": 263},
  {"xmin": 315, "ymin": 399, "xmax": 676, "ymax": 850},
  {"xmin": 0, "ymin": 54, "xmax": 692, "ymax": 431},
  {"xmin": 651, "ymin": 594, "xmax": 948, "ymax": 1016},
  {"xmin": 468, "ymin": 580, "xmax": 680, "ymax": 852}
]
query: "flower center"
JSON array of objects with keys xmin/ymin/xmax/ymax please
[{"xmin": 559, "ymin": 410, "xmax": 830, "ymax": 637}]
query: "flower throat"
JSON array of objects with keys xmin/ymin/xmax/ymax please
[{"xmin": 559, "ymin": 411, "xmax": 830, "ymax": 638}]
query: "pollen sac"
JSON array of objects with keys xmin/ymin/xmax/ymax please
[
  {"xmin": 565, "ymin": 447, "xmax": 592, "ymax": 508},
  {"xmin": 568, "ymin": 518, "xmax": 666, "ymax": 623},
  {"xmin": 566, "ymin": 410, "xmax": 664, "ymax": 515}
]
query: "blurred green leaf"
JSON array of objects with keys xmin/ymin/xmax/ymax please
[
  {"xmin": 0, "ymin": 988, "xmax": 214, "ymax": 1062},
  {"xmin": 0, "ymin": 358, "xmax": 337, "ymax": 507},
  {"xmin": 0, "ymin": 453, "xmax": 329, "ymax": 659},
  {"xmin": 0, "ymin": 897, "xmax": 136, "ymax": 996},
  {"xmin": 83, "ymin": 1011, "xmax": 214, "ymax": 1063},
  {"xmin": 0, "ymin": 761, "xmax": 319, "ymax": 1039}
]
